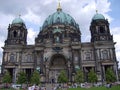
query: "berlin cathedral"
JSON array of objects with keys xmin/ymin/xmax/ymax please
[{"xmin": 1, "ymin": 2, "xmax": 119, "ymax": 83}]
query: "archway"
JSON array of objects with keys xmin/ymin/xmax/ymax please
[{"xmin": 48, "ymin": 54, "xmax": 68, "ymax": 83}]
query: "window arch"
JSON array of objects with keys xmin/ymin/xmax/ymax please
[
  {"xmin": 99, "ymin": 26, "xmax": 105, "ymax": 33},
  {"xmin": 13, "ymin": 30, "xmax": 17, "ymax": 37}
]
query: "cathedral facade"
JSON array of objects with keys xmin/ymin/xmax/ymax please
[{"xmin": 1, "ymin": 4, "xmax": 119, "ymax": 83}]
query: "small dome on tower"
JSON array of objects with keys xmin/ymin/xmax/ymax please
[
  {"xmin": 92, "ymin": 11, "xmax": 105, "ymax": 20},
  {"xmin": 12, "ymin": 17, "xmax": 24, "ymax": 24}
]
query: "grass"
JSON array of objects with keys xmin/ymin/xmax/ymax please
[
  {"xmin": 1, "ymin": 88, "xmax": 23, "ymax": 90},
  {"xmin": 1, "ymin": 88, "xmax": 15, "ymax": 90},
  {"xmin": 0, "ymin": 88, "xmax": 23, "ymax": 90},
  {"xmin": 68, "ymin": 85, "xmax": 120, "ymax": 90},
  {"xmin": 1, "ymin": 85, "xmax": 120, "ymax": 90}
]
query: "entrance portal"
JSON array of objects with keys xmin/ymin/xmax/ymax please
[{"xmin": 49, "ymin": 54, "xmax": 67, "ymax": 83}]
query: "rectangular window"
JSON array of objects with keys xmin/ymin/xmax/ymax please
[
  {"xmin": 10, "ymin": 54, "xmax": 14, "ymax": 62},
  {"xmin": 85, "ymin": 52, "xmax": 91, "ymax": 60}
]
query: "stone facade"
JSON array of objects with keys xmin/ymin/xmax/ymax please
[{"xmin": 1, "ymin": 6, "xmax": 119, "ymax": 83}]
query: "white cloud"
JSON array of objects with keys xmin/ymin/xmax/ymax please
[
  {"xmin": 0, "ymin": 12, "xmax": 14, "ymax": 27},
  {"xmin": 23, "ymin": 9, "xmax": 42, "ymax": 25},
  {"xmin": 0, "ymin": 26, "xmax": 7, "ymax": 61},
  {"xmin": 111, "ymin": 27, "xmax": 120, "ymax": 67},
  {"xmin": 27, "ymin": 28, "xmax": 38, "ymax": 44}
]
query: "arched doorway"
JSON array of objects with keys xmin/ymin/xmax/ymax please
[{"xmin": 48, "ymin": 54, "xmax": 68, "ymax": 83}]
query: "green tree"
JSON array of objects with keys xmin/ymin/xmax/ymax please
[
  {"xmin": 105, "ymin": 68, "xmax": 116, "ymax": 83},
  {"xmin": 58, "ymin": 70, "xmax": 68, "ymax": 83},
  {"xmin": 2, "ymin": 70, "xmax": 12, "ymax": 88},
  {"xmin": 88, "ymin": 69, "xmax": 97, "ymax": 83},
  {"xmin": 17, "ymin": 71, "xmax": 27, "ymax": 86},
  {"xmin": 119, "ymin": 68, "xmax": 120, "ymax": 80},
  {"xmin": 75, "ymin": 69, "xmax": 84, "ymax": 83},
  {"xmin": 30, "ymin": 70, "xmax": 40, "ymax": 85},
  {"xmin": 2, "ymin": 70, "xmax": 12, "ymax": 83}
]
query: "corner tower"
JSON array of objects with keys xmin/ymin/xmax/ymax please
[
  {"xmin": 5, "ymin": 16, "xmax": 27, "ymax": 46},
  {"xmin": 90, "ymin": 11, "xmax": 119, "ymax": 82},
  {"xmin": 90, "ymin": 11, "xmax": 113, "ymax": 42}
]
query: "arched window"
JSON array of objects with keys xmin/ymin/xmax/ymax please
[
  {"xmin": 13, "ymin": 31, "xmax": 17, "ymax": 37},
  {"xmin": 99, "ymin": 26, "xmax": 105, "ymax": 33},
  {"xmin": 55, "ymin": 36, "xmax": 60, "ymax": 43}
]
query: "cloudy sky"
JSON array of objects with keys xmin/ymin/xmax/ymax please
[{"xmin": 0, "ymin": 0, "xmax": 120, "ymax": 67}]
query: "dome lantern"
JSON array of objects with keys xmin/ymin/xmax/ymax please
[
  {"xmin": 57, "ymin": 0, "xmax": 62, "ymax": 11},
  {"xmin": 92, "ymin": 11, "xmax": 105, "ymax": 20},
  {"xmin": 12, "ymin": 15, "xmax": 25, "ymax": 24}
]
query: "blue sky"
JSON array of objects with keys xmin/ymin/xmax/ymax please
[
  {"xmin": 0, "ymin": 0, "xmax": 120, "ymax": 67},
  {"xmin": 109, "ymin": 0, "xmax": 120, "ymax": 27}
]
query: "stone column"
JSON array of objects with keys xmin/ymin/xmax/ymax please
[
  {"xmin": 68, "ymin": 61, "xmax": 71, "ymax": 82},
  {"xmin": 1, "ymin": 52, "xmax": 6, "ymax": 74},
  {"xmin": 102, "ymin": 65, "xmax": 105, "ymax": 83},
  {"xmin": 19, "ymin": 52, "xmax": 22, "ymax": 72},
  {"xmin": 71, "ymin": 49, "xmax": 74, "ymax": 69},
  {"xmin": 114, "ymin": 63, "xmax": 119, "ymax": 81},
  {"xmin": 40, "ymin": 51, "xmax": 44, "ymax": 74},
  {"xmin": 13, "ymin": 66, "xmax": 18, "ymax": 84},
  {"xmin": 84, "ymin": 67, "xmax": 88, "ymax": 82},
  {"xmin": 78, "ymin": 49, "xmax": 81, "ymax": 69},
  {"xmin": 45, "ymin": 62, "xmax": 49, "ymax": 83},
  {"xmin": 34, "ymin": 51, "xmax": 37, "ymax": 69},
  {"xmin": 112, "ymin": 48, "xmax": 119, "ymax": 81},
  {"xmin": 13, "ymin": 68, "xmax": 15, "ymax": 83}
]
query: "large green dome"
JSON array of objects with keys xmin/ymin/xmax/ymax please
[
  {"xmin": 92, "ymin": 13, "xmax": 105, "ymax": 20},
  {"xmin": 12, "ymin": 17, "xmax": 24, "ymax": 24},
  {"xmin": 42, "ymin": 9, "xmax": 78, "ymax": 29}
]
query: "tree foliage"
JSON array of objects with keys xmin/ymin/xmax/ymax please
[
  {"xmin": 17, "ymin": 71, "xmax": 27, "ymax": 84},
  {"xmin": 30, "ymin": 70, "xmax": 40, "ymax": 85},
  {"xmin": 2, "ymin": 70, "xmax": 12, "ymax": 83},
  {"xmin": 75, "ymin": 69, "xmax": 84, "ymax": 83},
  {"xmin": 88, "ymin": 69, "xmax": 97, "ymax": 83},
  {"xmin": 58, "ymin": 70, "xmax": 68, "ymax": 83},
  {"xmin": 118, "ymin": 69, "xmax": 120, "ymax": 80},
  {"xmin": 105, "ymin": 68, "xmax": 116, "ymax": 83}
]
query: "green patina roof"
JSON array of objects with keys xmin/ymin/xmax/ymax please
[
  {"xmin": 42, "ymin": 10, "xmax": 78, "ymax": 29},
  {"xmin": 12, "ymin": 17, "xmax": 24, "ymax": 24},
  {"xmin": 92, "ymin": 13, "xmax": 105, "ymax": 20}
]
